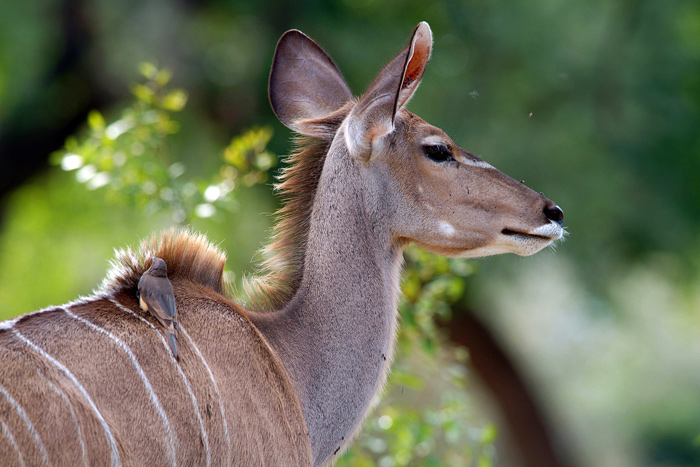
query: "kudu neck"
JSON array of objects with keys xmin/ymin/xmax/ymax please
[{"xmin": 251, "ymin": 138, "xmax": 404, "ymax": 466}]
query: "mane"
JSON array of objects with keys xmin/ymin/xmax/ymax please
[
  {"xmin": 98, "ymin": 228, "xmax": 227, "ymax": 297},
  {"xmin": 241, "ymin": 106, "xmax": 351, "ymax": 311},
  {"xmin": 98, "ymin": 106, "xmax": 349, "ymax": 309}
]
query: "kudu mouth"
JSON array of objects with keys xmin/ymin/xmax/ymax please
[
  {"xmin": 499, "ymin": 202, "xmax": 565, "ymax": 254},
  {"xmin": 502, "ymin": 228, "xmax": 553, "ymax": 241},
  {"xmin": 497, "ymin": 220, "xmax": 565, "ymax": 256},
  {"xmin": 502, "ymin": 202, "xmax": 564, "ymax": 241},
  {"xmin": 501, "ymin": 222, "xmax": 564, "ymax": 242}
]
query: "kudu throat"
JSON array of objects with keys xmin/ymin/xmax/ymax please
[{"xmin": 251, "ymin": 138, "xmax": 403, "ymax": 465}]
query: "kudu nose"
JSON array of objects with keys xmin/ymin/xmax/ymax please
[{"xmin": 543, "ymin": 200, "xmax": 564, "ymax": 226}]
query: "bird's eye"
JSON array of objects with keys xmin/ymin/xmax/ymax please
[{"xmin": 423, "ymin": 144, "xmax": 454, "ymax": 163}]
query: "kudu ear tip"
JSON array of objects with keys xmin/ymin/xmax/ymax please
[
  {"xmin": 269, "ymin": 30, "xmax": 312, "ymax": 130},
  {"xmin": 414, "ymin": 22, "xmax": 433, "ymax": 52},
  {"xmin": 272, "ymin": 30, "xmax": 316, "ymax": 66},
  {"xmin": 278, "ymin": 29, "xmax": 309, "ymax": 45},
  {"xmin": 415, "ymin": 22, "xmax": 432, "ymax": 37}
]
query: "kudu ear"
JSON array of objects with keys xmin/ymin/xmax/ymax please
[
  {"xmin": 346, "ymin": 22, "xmax": 433, "ymax": 160},
  {"xmin": 269, "ymin": 30, "xmax": 353, "ymax": 137}
]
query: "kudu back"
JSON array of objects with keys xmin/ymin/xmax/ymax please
[{"xmin": 0, "ymin": 22, "xmax": 563, "ymax": 466}]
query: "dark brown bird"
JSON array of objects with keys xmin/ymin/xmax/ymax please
[{"xmin": 138, "ymin": 257, "xmax": 178, "ymax": 358}]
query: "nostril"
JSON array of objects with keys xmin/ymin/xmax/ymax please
[{"xmin": 544, "ymin": 203, "xmax": 564, "ymax": 226}]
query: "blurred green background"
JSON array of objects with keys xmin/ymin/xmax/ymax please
[{"xmin": 1, "ymin": 0, "xmax": 700, "ymax": 465}]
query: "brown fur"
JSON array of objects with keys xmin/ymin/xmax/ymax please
[
  {"xmin": 98, "ymin": 228, "xmax": 227, "ymax": 297},
  {"xmin": 0, "ymin": 227, "xmax": 312, "ymax": 465},
  {"xmin": 0, "ymin": 270, "xmax": 312, "ymax": 466},
  {"xmin": 242, "ymin": 107, "xmax": 352, "ymax": 310}
]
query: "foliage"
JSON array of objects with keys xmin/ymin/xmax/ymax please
[
  {"xmin": 54, "ymin": 63, "xmax": 276, "ymax": 224},
  {"xmin": 52, "ymin": 66, "xmax": 497, "ymax": 465},
  {"xmin": 340, "ymin": 368, "xmax": 498, "ymax": 467},
  {"xmin": 339, "ymin": 247, "xmax": 496, "ymax": 466},
  {"xmin": 400, "ymin": 247, "xmax": 475, "ymax": 352}
]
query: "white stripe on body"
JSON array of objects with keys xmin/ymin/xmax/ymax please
[
  {"xmin": 12, "ymin": 329, "xmax": 121, "ymax": 467},
  {"xmin": 45, "ymin": 378, "xmax": 88, "ymax": 467},
  {"xmin": 0, "ymin": 297, "xmax": 96, "ymax": 331},
  {"xmin": 0, "ymin": 384, "xmax": 50, "ymax": 466},
  {"xmin": 0, "ymin": 317, "xmax": 20, "ymax": 331},
  {"xmin": 179, "ymin": 325, "xmax": 232, "ymax": 465},
  {"xmin": 62, "ymin": 307, "xmax": 178, "ymax": 467},
  {"xmin": 108, "ymin": 298, "xmax": 211, "ymax": 467},
  {"xmin": 1, "ymin": 418, "xmax": 26, "ymax": 467}
]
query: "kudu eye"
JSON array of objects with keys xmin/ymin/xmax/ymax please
[{"xmin": 423, "ymin": 144, "xmax": 454, "ymax": 163}]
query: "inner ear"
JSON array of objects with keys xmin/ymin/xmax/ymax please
[
  {"xmin": 395, "ymin": 23, "xmax": 432, "ymax": 111},
  {"xmin": 403, "ymin": 40, "xmax": 430, "ymax": 90}
]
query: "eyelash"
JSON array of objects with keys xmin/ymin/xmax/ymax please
[{"xmin": 423, "ymin": 144, "xmax": 454, "ymax": 163}]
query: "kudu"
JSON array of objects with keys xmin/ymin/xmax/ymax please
[{"xmin": 0, "ymin": 22, "xmax": 563, "ymax": 466}]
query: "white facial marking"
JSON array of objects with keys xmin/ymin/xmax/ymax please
[
  {"xmin": 530, "ymin": 221, "xmax": 564, "ymax": 239},
  {"xmin": 459, "ymin": 158, "xmax": 494, "ymax": 170},
  {"xmin": 63, "ymin": 307, "xmax": 177, "ymax": 466},
  {"xmin": 458, "ymin": 220, "xmax": 565, "ymax": 259},
  {"xmin": 438, "ymin": 221, "xmax": 456, "ymax": 237},
  {"xmin": 421, "ymin": 136, "xmax": 494, "ymax": 169},
  {"xmin": 458, "ymin": 244, "xmax": 515, "ymax": 258},
  {"xmin": 421, "ymin": 135, "xmax": 444, "ymax": 146},
  {"xmin": 454, "ymin": 153, "xmax": 494, "ymax": 170},
  {"xmin": 12, "ymin": 329, "xmax": 121, "ymax": 467},
  {"xmin": 0, "ymin": 384, "xmax": 49, "ymax": 466}
]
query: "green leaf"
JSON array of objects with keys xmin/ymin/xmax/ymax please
[
  {"xmin": 155, "ymin": 68, "xmax": 172, "ymax": 87},
  {"xmin": 478, "ymin": 454, "xmax": 494, "ymax": 467},
  {"xmin": 87, "ymin": 110, "xmax": 105, "ymax": 130},
  {"xmin": 161, "ymin": 89, "xmax": 188, "ymax": 112},
  {"xmin": 131, "ymin": 83, "xmax": 154, "ymax": 103},
  {"xmin": 480, "ymin": 424, "xmax": 498, "ymax": 446},
  {"xmin": 390, "ymin": 371, "xmax": 425, "ymax": 391},
  {"xmin": 139, "ymin": 62, "xmax": 158, "ymax": 80}
]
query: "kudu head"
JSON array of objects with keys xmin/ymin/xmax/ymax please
[{"xmin": 269, "ymin": 22, "xmax": 564, "ymax": 258}]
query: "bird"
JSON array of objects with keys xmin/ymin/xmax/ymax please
[{"xmin": 138, "ymin": 257, "xmax": 178, "ymax": 359}]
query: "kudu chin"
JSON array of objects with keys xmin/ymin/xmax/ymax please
[{"xmin": 0, "ymin": 22, "xmax": 562, "ymax": 466}]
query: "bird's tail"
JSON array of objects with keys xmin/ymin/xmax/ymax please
[{"xmin": 167, "ymin": 332, "xmax": 178, "ymax": 359}]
